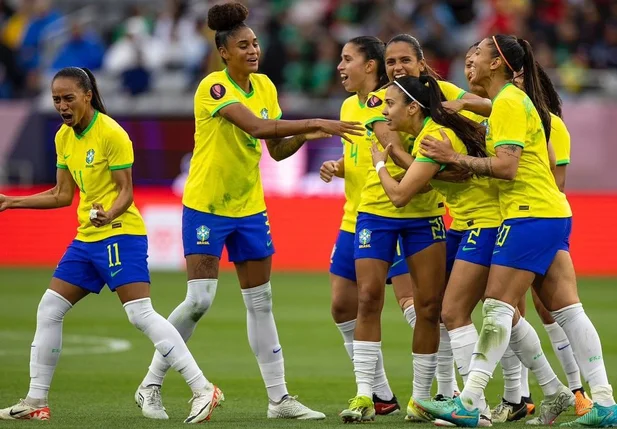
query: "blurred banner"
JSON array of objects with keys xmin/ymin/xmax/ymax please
[{"xmin": 1, "ymin": 187, "xmax": 616, "ymax": 276}]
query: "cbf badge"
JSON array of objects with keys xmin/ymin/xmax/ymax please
[
  {"xmin": 86, "ymin": 149, "xmax": 95, "ymax": 165},
  {"xmin": 196, "ymin": 225, "xmax": 210, "ymax": 245},
  {"xmin": 260, "ymin": 108, "xmax": 269, "ymax": 119},
  {"xmin": 210, "ymin": 84, "xmax": 226, "ymax": 100},
  {"xmin": 358, "ymin": 228, "xmax": 372, "ymax": 248}
]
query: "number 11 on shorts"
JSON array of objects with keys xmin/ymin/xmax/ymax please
[{"xmin": 107, "ymin": 243, "xmax": 121, "ymax": 267}]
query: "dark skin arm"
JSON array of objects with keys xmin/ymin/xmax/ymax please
[
  {"xmin": 90, "ymin": 168, "xmax": 134, "ymax": 227},
  {"xmin": 372, "ymin": 121, "xmax": 414, "ymax": 170},
  {"xmin": 320, "ymin": 157, "xmax": 345, "ymax": 182},
  {"xmin": 0, "ymin": 168, "xmax": 75, "ymax": 211},
  {"xmin": 442, "ymin": 92, "xmax": 492, "ymax": 117},
  {"xmin": 553, "ymin": 166, "xmax": 567, "ymax": 192}
]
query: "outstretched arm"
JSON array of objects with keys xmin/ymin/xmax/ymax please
[{"xmin": 0, "ymin": 168, "xmax": 75, "ymax": 211}]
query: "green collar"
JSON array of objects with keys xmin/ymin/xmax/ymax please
[
  {"xmin": 225, "ymin": 68, "xmax": 254, "ymax": 98},
  {"xmin": 492, "ymin": 82, "xmax": 512, "ymax": 102},
  {"xmin": 75, "ymin": 110, "xmax": 98, "ymax": 140}
]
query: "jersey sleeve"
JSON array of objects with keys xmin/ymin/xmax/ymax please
[
  {"xmin": 267, "ymin": 78, "xmax": 283, "ymax": 119},
  {"xmin": 550, "ymin": 116, "xmax": 571, "ymax": 165},
  {"xmin": 105, "ymin": 128, "xmax": 134, "ymax": 170},
  {"xmin": 490, "ymin": 97, "xmax": 526, "ymax": 149},
  {"xmin": 55, "ymin": 132, "xmax": 68, "ymax": 169},
  {"xmin": 437, "ymin": 80, "xmax": 466, "ymax": 101},
  {"xmin": 197, "ymin": 76, "xmax": 241, "ymax": 117},
  {"xmin": 414, "ymin": 128, "xmax": 451, "ymax": 171},
  {"xmin": 364, "ymin": 90, "xmax": 387, "ymax": 131}
]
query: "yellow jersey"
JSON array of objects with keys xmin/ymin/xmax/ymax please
[
  {"xmin": 487, "ymin": 83, "xmax": 571, "ymax": 219},
  {"xmin": 414, "ymin": 117, "xmax": 501, "ymax": 230},
  {"xmin": 339, "ymin": 93, "xmax": 387, "ymax": 233},
  {"xmin": 184, "ymin": 69, "xmax": 282, "ymax": 217},
  {"xmin": 55, "ymin": 110, "xmax": 146, "ymax": 242},
  {"xmin": 550, "ymin": 114, "xmax": 570, "ymax": 166},
  {"xmin": 357, "ymin": 80, "xmax": 465, "ymax": 219}
]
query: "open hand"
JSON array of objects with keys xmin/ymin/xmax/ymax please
[
  {"xmin": 442, "ymin": 99, "xmax": 465, "ymax": 113},
  {"xmin": 317, "ymin": 119, "xmax": 364, "ymax": 143},
  {"xmin": 420, "ymin": 129, "xmax": 457, "ymax": 164},
  {"xmin": 305, "ymin": 130, "xmax": 333, "ymax": 141},
  {"xmin": 370, "ymin": 141, "xmax": 392, "ymax": 168}
]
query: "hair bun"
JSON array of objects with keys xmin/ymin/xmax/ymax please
[{"xmin": 207, "ymin": 2, "xmax": 249, "ymax": 32}]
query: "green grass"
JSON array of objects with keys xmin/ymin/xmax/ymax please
[{"xmin": 0, "ymin": 269, "xmax": 615, "ymax": 428}]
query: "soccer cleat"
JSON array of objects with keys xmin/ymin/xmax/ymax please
[
  {"xmin": 526, "ymin": 385, "xmax": 575, "ymax": 425},
  {"xmin": 0, "ymin": 399, "xmax": 50, "ymax": 420},
  {"xmin": 574, "ymin": 389, "xmax": 594, "ymax": 417},
  {"xmin": 135, "ymin": 385, "xmax": 168, "ymax": 420},
  {"xmin": 373, "ymin": 393, "xmax": 401, "ymax": 415},
  {"xmin": 184, "ymin": 384, "xmax": 224, "ymax": 424},
  {"xmin": 406, "ymin": 396, "xmax": 435, "ymax": 422},
  {"xmin": 524, "ymin": 395, "xmax": 536, "ymax": 415},
  {"xmin": 560, "ymin": 403, "xmax": 617, "ymax": 427},
  {"xmin": 268, "ymin": 395, "xmax": 325, "ymax": 420},
  {"xmin": 411, "ymin": 396, "xmax": 479, "ymax": 427},
  {"xmin": 340, "ymin": 395, "xmax": 375, "ymax": 423},
  {"xmin": 491, "ymin": 398, "xmax": 528, "ymax": 423}
]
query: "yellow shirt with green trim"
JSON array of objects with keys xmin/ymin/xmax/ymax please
[
  {"xmin": 339, "ymin": 92, "xmax": 388, "ymax": 233},
  {"xmin": 184, "ymin": 69, "xmax": 282, "ymax": 217},
  {"xmin": 437, "ymin": 80, "xmax": 467, "ymax": 101},
  {"xmin": 550, "ymin": 113, "xmax": 570, "ymax": 166},
  {"xmin": 487, "ymin": 83, "xmax": 571, "ymax": 219},
  {"xmin": 55, "ymin": 110, "xmax": 146, "ymax": 242},
  {"xmin": 413, "ymin": 117, "xmax": 501, "ymax": 231}
]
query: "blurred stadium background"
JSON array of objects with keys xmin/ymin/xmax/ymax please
[{"xmin": 1, "ymin": 1, "xmax": 616, "ymax": 427}]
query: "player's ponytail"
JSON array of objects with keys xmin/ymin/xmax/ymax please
[
  {"xmin": 52, "ymin": 67, "xmax": 107, "ymax": 114},
  {"xmin": 536, "ymin": 62, "xmax": 562, "ymax": 118},
  {"xmin": 392, "ymin": 75, "xmax": 486, "ymax": 158},
  {"xmin": 208, "ymin": 2, "xmax": 249, "ymax": 49},
  {"xmin": 348, "ymin": 36, "xmax": 388, "ymax": 91}
]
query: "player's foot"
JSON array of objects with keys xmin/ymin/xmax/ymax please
[
  {"xmin": 406, "ymin": 396, "xmax": 435, "ymax": 422},
  {"xmin": 135, "ymin": 385, "xmax": 168, "ymax": 420},
  {"xmin": 491, "ymin": 398, "xmax": 528, "ymax": 423},
  {"xmin": 434, "ymin": 394, "xmax": 452, "ymax": 401},
  {"xmin": 526, "ymin": 385, "xmax": 575, "ymax": 425},
  {"xmin": 560, "ymin": 403, "xmax": 617, "ymax": 427},
  {"xmin": 574, "ymin": 388, "xmax": 594, "ymax": 417},
  {"xmin": 184, "ymin": 384, "xmax": 224, "ymax": 424},
  {"xmin": 523, "ymin": 395, "xmax": 536, "ymax": 415},
  {"xmin": 268, "ymin": 395, "xmax": 325, "ymax": 420},
  {"xmin": 0, "ymin": 398, "xmax": 50, "ymax": 420},
  {"xmin": 340, "ymin": 395, "xmax": 375, "ymax": 423},
  {"xmin": 373, "ymin": 393, "xmax": 401, "ymax": 415},
  {"xmin": 411, "ymin": 396, "xmax": 479, "ymax": 427}
]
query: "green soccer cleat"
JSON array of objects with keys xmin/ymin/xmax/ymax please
[
  {"xmin": 561, "ymin": 403, "xmax": 617, "ymax": 427},
  {"xmin": 340, "ymin": 395, "xmax": 375, "ymax": 423}
]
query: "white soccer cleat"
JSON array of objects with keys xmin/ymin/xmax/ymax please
[
  {"xmin": 184, "ymin": 384, "xmax": 224, "ymax": 424},
  {"xmin": 267, "ymin": 395, "xmax": 326, "ymax": 420},
  {"xmin": 0, "ymin": 398, "xmax": 50, "ymax": 420},
  {"xmin": 135, "ymin": 385, "xmax": 168, "ymax": 420}
]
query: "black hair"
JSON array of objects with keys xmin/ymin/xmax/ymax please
[
  {"xmin": 347, "ymin": 36, "xmax": 388, "ymax": 91},
  {"xmin": 536, "ymin": 63, "xmax": 562, "ymax": 118},
  {"xmin": 488, "ymin": 35, "xmax": 551, "ymax": 141},
  {"xmin": 207, "ymin": 2, "xmax": 249, "ymax": 50},
  {"xmin": 389, "ymin": 75, "xmax": 487, "ymax": 158},
  {"xmin": 386, "ymin": 34, "xmax": 441, "ymax": 80},
  {"xmin": 52, "ymin": 67, "xmax": 107, "ymax": 114},
  {"xmin": 467, "ymin": 41, "xmax": 481, "ymax": 52}
]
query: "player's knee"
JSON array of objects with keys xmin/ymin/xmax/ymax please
[
  {"xmin": 415, "ymin": 296, "xmax": 442, "ymax": 324},
  {"xmin": 243, "ymin": 283, "xmax": 273, "ymax": 314},
  {"xmin": 331, "ymin": 300, "xmax": 355, "ymax": 323},
  {"xmin": 440, "ymin": 304, "xmax": 458, "ymax": 329},
  {"xmin": 124, "ymin": 298, "xmax": 155, "ymax": 332},
  {"xmin": 187, "ymin": 288, "xmax": 215, "ymax": 315},
  {"xmin": 357, "ymin": 285, "xmax": 382, "ymax": 315},
  {"xmin": 37, "ymin": 290, "xmax": 72, "ymax": 324}
]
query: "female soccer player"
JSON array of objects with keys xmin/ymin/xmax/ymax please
[
  {"xmin": 0, "ymin": 67, "xmax": 221, "ymax": 424},
  {"xmin": 319, "ymin": 35, "xmax": 413, "ymax": 416},
  {"xmin": 136, "ymin": 2, "xmax": 362, "ymax": 421},
  {"xmin": 410, "ymin": 35, "xmax": 617, "ymax": 428}
]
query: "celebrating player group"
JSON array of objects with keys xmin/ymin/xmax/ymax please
[{"xmin": 0, "ymin": 1, "xmax": 615, "ymax": 427}]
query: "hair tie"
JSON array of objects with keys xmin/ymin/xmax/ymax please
[{"xmin": 394, "ymin": 80, "xmax": 426, "ymax": 108}]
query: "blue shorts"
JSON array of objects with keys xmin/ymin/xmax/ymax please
[
  {"xmin": 330, "ymin": 230, "xmax": 408, "ymax": 282},
  {"xmin": 53, "ymin": 235, "xmax": 150, "ymax": 294},
  {"xmin": 491, "ymin": 217, "xmax": 572, "ymax": 275},
  {"xmin": 182, "ymin": 206, "xmax": 274, "ymax": 263},
  {"xmin": 446, "ymin": 227, "xmax": 499, "ymax": 273},
  {"xmin": 354, "ymin": 212, "xmax": 446, "ymax": 263}
]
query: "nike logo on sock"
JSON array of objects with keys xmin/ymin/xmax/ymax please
[
  {"xmin": 557, "ymin": 344, "xmax": 570, "ymax": 351},
  {"xmin": 162, "ymin": 346, "xmax": 175, "ymax": 357},
  {"xmin": 273, "ymin": 347, "xmax": 282, "ymax": 353}
]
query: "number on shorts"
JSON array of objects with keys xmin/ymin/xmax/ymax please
[
  {"xmin": 429, "ymin": 217, "xmax": 447, "ymax": 240},
  {"xmin": 467, "ymin": 228, "xmax": 481, "ymax": 245},
  {"xmin": 107, "ymin": 242, "xmax": 121, "ymax": 267},
  {"xmin": 330, "ymin": 244, "xmax": 337, "ymax": 264},
  {"xmin": 395, "ymin": 240, "xmax": 402, "ymax": 257},
  {"xmin": 495, "ymin": 224, "xmax": 511, "ymax": 247}
]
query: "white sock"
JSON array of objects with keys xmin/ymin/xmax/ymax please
[
  {"xmin": 461, "ymin": 299, "xmax": 514, "ymax": 411},
  {"xmin": 437, "ymin": 324, "xmax": 459, "ymax": 396},
  {"xmin": 27, "ymin": 290, "xmax": 72, "ymax": 401},
  {"xmin": 141, "ymin": 279, "xmax": 217, "ymax": 387},
  {"xmin": 510, "ymin": 317, "xmax": 561, "ymax": 397},
  {"xmin": 413, "ymin": 353, "xmax": 438, "ymax": 400},
  {"xmin": 241, "ymin": 282, "xmax": 288, "ymax": 403},
  {"xmin": 124, "ymin": 298, "xmax": 210, "ymax": 392},
  {"xmin": 544, "ymin": 322, "xmax": 583, "ymax": 391},
  {"xmin": 552, "ymin": 303, "xmax": 616, "ymax": 406},
  {"xmin": 404, "ymin": 305, "xmax": 416, "ymax": 329},
  {"xmin": 521, "ymin": 365, "xmax": 530, "ymax": 397},
  {"xmin": 449, "ymin": 324, "xmax": 478, "ymax": 383},
  {"xmin": 336, "ymin": 319, "xmax": 394, "ymax": 400},
  {"xmin": 500, "ymin": 346, "xmax": 522, "ymax": 403},
  {"xmin": 353, "ymin": 341, "xmax": 380, "ymax": 398}
]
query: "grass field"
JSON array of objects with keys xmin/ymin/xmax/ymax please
[{"xmin": 0, "ymin": 269, "xmax": 615, "ymax": 428}]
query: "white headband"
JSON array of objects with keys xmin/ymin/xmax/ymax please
[{"xmin": 394, "ymin": 80, "xmax": 426, "ymax": 109}]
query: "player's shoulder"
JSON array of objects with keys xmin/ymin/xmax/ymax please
[
  {"xmin": 367, "ymin": 87, "xmax": 386, "ymax": 105},
  {"xmin": 250, "ymin": 72, "xmax": 275, "ymax": 87},
  {"xmin": 196, "ymin": 70, "xmax": 228, "ymax": 96},
  {"xmin": 54, "ymin": 124, "xmax": 72, "ymax": 142},
  {"xmin": 437, "ymin": 80, "xmax": 465, "ymax": 100},
  {"xmin": 550, "ymin": 113, "xmax": 568, "ymax": 133},
  {"xmin": 341, "ymin": 94, "xmax": 359, "ymax": 110},
  {"xmin": 96, "ymin": 112, "xmax": 130, "ymax": 142}
]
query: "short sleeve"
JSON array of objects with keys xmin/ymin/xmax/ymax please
[
  {"xmin": 197, "ymin": 76, "xmax": 241, "ymax": 117},
  {"xmin": 106, "ymin": 128, "xmax": 134, "ymax": 170},
  {"xmin": 438, "ymin": 80, "xmax": 466, "ymax": 101},
  {"xmin": 550, "ymin": 116, "xmax": 571, "ymax": 165},
  {"xmin": 415, "ymin": 128, "xmax": 451, "ymax": 171},
  {"xmin": 364, "ymin": 90, "xmax": 387, "ymax": 131},
  {"xmin": 489, "ymin": 97, "xmax": 526, "ymax": 149},
  {"xmin": 55, "ymin": 132, "xmax": 68, "ymax": 169},
  {"xmin": 267, "ymin": 79, "xmax": 283, "ymax": 120}
]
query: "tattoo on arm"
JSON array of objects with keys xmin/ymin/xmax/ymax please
[
  {"xmin": 452, "ymin": 153, "xmax": 494, "ymax": 177},
  {"xmin": 497, "ymin": 144, "xmax": 523, "ymax": 158},
  {"xmin": 267, "ymin": 135, "xmax": 307, "ymax": 161}
]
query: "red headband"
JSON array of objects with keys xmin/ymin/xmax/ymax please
[{"xmin": 492, "ymin": 35, "xmax": 516, "ymax": 73}]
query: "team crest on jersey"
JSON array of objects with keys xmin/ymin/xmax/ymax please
[
  {"xmin": 210, "ymin": 84, "xmax": 226, "ymax": 100},
  {"xmin": 86, "ymin": 149, "xmax": 95, "ymax": 165},
  {"xmin": 260, "ymin": 108, "xmax": 269, "ymax": 119},
  {"xmin": 358, "ymin": 228, "xmax": 372, "ymax": 248},
  {"xmin": 196, "ymin": 225, "xmax": 210, "ymax": 244},
  {"xmin": 367, "ymin": 95, "xmax": 383, "ymax": 108}
]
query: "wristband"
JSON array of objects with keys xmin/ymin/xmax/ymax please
[{"xmin": 375, "ymin": 161, "xmax": 385, "ymax": 173}]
